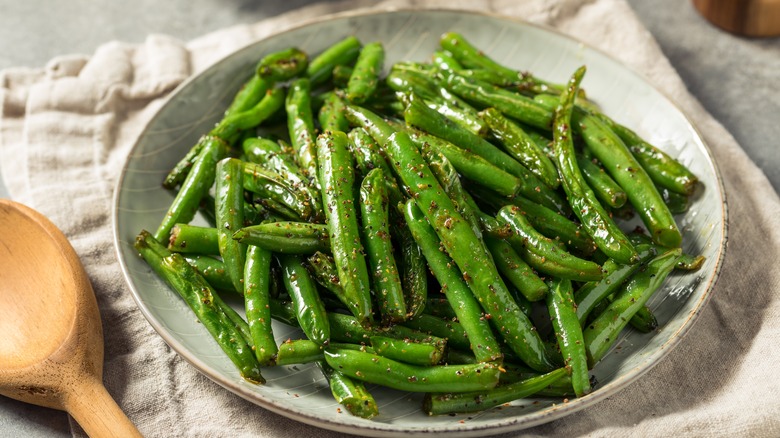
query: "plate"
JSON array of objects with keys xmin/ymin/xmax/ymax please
[{"xmin": 113, "ymin": 9, "xmax": 727, "ymax": 437}]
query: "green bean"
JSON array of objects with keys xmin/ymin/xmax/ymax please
[
  {"xmin": 323, "ymin": 348, "xmax": 500, "ymax": 393},
  {"xmin": 473, "ymin": 188, "xmax": 597, "ymax": 256},
  {"xmin": 275, "ymin": 339, "xmax": 324, "ymax": 366},
  {"xmin": 348, "ymin": 127, "xmax": 405, "ymax": 204},
  {"xmin": 551, "ymin": 66, "xmax": 637, "ymax": 265},
  {"xmin": 242, "ymin": 137, "xmax": 299, "ymax": 173},
  {"xmin": 316, "ymin": 130, "xmax": 374, "ymax": 325},
  {"xmin": 394, "ymin": 218, "xmax": 428, "ymax": 319},
  {"xmin": 215, "ymin": 158, "xmax": 248, "ymax": 293},
  {"xmin": 169, "ymin": 224, "xmax": 220, "ymax": 255},
  {"xmin": 155, "ymin": 137, "xmax": 228, "ymax": 242},
  {"xmin": 629, "ymin": 306, "xmax": 658, "ymax": 333},
  {"xmin": 210, "ymin": 87, "xmax": 285, "ymax": 143},
  {"xmin": 241, "ymin": 161, "xmax": 315, "ymax": 222},
  {"xmin": 233, "ymin": 221, "xmax": 330, "ymax": 254},
  {"xmin": 331, "ymin": 64, "xmax": 354, "ymax": 88},
  {"xmin": 370, "ymin": 335, "xmax": 444, "ymax": 366},
  {"xmin": 597, "ymin": 114, "xmax": 698, "ymax": 196},
  {"xmin": 408, "ymin": 129, "xmax": 521, "ymax": 198},
  {"xmin": 318, "ymin": 91, "xmax": 350, "ymax": 133},
  {"xmin": 575, "ymin": 110, "xmax": 682, "ymax": 248},
  {"xmin": 677, "ymin": 252, "xmax": 706, "ymax": 271},
  {"xmin": 402, "ymin": 314, "xmax": 471, "ymax": 353},
  {"xmin": 317, "ymin": 361, "xmax": 379, "ymax": 419},
  {"xmin": 574, "ymin": 244, "xmax": 656, "ymax": 325},
  {"xmin": 546, "ymin": 278, "xmax": 590, "ymax": 397},
  {"xmin": 256, "ymin": 47, "xmax": 308, "ymax": 82},
  {"xmin": 439, "ymin": 32, "xmax": 565, "ymax": 96},
  {"xmin": 660, "ymin": 186, "xmax": 690, "ymax": 214},
  {"xmin": 244, "ymin": 245, "xmax": 277, "ymax": 365},
  {"xmin": 307, "ymin": 35, "xmax": 362, "ymax": 86},
  {"xmin": 213, "ymin": 293, "xmax": 254, "ymax": 349},
  {"xmin": 383, "ymin": 131, "xmax": 555, "ymax": 372},
  {"xmin": 135, "ymin": 230, "xmax": 263, "ymax": 383},
  {"xmin": 278, "ymin": 254, "xmax": 330, "ymax": 346},
  {"xmin": 423, "ymin": 368, "xmax": 567, "ymax": 415},
  {"xmin": 183, "ymin": 255, "xmax": 234, "ymax": 292},
  {"xmin": 347, "ymin": 42, "xmax": 384, "ymax": 104},
  {"xmin": 359, "ymin": 168, "xmax": 407, "ymax": 324},
  {"xmin": 481, "ymin": 107, "xmax": 559, "ymax": 188},
  {"xmin": 484, "ymin": 235, "xmax": 548, "ymax": 302},
  {"xmin": 441, "ymin": 72, "xmax": 553, "ymax": 130},
  {"xmin": 576, "ymin": 154, "xmax": 627, "ymax": 209},
  {"xmin": 224, "ymin": 75, "xmax": 271, "ymax": 117},
  {"xmin": 584, "ymin": 247, "xmax": 681, "ymax": 366},
  {"xmin": 497, "ymin": 205, "xmax": 603, "ymax": 281},
  {"xmin": 403, "ymin": 93, "xmax": 567, "ymax": 214},
  {"xmin": 431, "ymin": 50, "xmax": 462, "ymax": 71},
  {"xmin": 423, "ymin": 297, "xmax": 459, "ymax": 320},
  {"xmin": 285, "ymin": 78, "xmax": 321, "ymax": 188}
]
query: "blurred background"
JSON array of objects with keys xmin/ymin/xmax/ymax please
[{"xmin": 0, "ymin": 0, "xmax": 778, "ymax": 435}]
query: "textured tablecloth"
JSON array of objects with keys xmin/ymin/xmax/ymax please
[{"xmin": 1, "ymin": 0, "xmax": 779, "ymax": 436}]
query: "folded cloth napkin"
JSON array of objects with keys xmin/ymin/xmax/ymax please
[{"xmin": 2, "ymin": 0, "xmax": 779, "ymax": 436}]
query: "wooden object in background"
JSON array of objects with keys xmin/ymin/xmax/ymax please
[{"xmin": 693, "ymin": 0, "xmax": 780, "ymax": 36}]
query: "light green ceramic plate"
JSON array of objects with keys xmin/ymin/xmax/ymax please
[{"xmin": 113, "ymin": 9, "xmax": 727, "ymax": 437}]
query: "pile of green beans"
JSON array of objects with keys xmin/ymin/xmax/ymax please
[{"xmin": 135, "ymin": 31, "xmax": 703, "ymax": 418}]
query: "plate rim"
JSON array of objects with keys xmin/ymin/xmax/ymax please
[{"xmin": 112, "ymin": 6, "xmax": 729, "ymax": 436}]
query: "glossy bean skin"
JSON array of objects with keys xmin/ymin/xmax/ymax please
[
  {"xmin": 324, "ymin": 348, "xmax": 501, "ymax": 393},
  {"xmin": 383, "ymin": 131, "xmax": 555, "ymax": 372},
  {"xmin": 547, "ymin": 278, "xmax": 590, "ymax": 397},
  {"xmin": 215, "ymin": 158, "xmax": 248, "ymax": 293},
  {"xmin": 497, "ymin": 206, "xmax": 603, "ymax": 282},
  {"xmin": 316, "ymin": 131, "xmax": 374, "ymax": 325},
  {"xmin": 135, "ymin": 231, "xmax": 263, "ymax": 383},
  {"xmin": 551, "ymin": 66, "xmax": 637, "ymax": 265},
  {"xmin": 233, "ymin": 221, "xmax": 330, "ymax": 254},
  {"xmin": 347, "ymin": 42, "xmax": 385, "ymax": 104},
  {"xmin": 423, "ymin": 368, "xmax": 567, "ymax": 415},
  {"xmin": 584, "ymin": 247, "xmax": 682, "ymax": 366},
  {"xmin": 317, "ymin": 361, "xmax": 378, "ymax": 419},
  {"xmin": 244, "ymin": 245, "xmax": 277, "ymax": 365},
  {"xmin": 359, "ymin": 168, "xmax": 407, "ymax": 324},
  {"xmin": 279, "ymin": 254, "xmax": 330, "ymax": 346}
]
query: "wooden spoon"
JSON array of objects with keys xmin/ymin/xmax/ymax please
[{"xmin": 0, "ymin": 200, "xmax": 141, "ymax": 437}]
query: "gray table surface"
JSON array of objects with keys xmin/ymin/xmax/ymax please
[{"xmin": 0, "ymin": 0, "xmax": 778, "ymax": 436}]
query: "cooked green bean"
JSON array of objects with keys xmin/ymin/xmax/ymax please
[
  {"xmin": 347, "ymin": 42, "xmax": 384, "ymax": 104},
  {"xmin": 551, "ymin": 66, "xmax": 637, "ymax": 264},
  {"xmin": 481, "ymin": 107, "xmax": 559, "ymax": 188},
  {"xmin": 244, "ymin": 245, "xmax": 277, "ymax": 365},
  {"xmin": 155, "ymin": 137, "xmax": 228, "ymax": 242},
  {"xmin": 233, "ymin": 221, "xmax": 330, "ymax": 254},
  {"xmin": 484, "ymin": 235, "xmax": 548, "ymax": 302},
  {"xmin": 547, "ymin": 278, "xmax": 590, "ymax": 397},
  {"xmin": 169, "ymin": 224, "xmax": 220, "ymax": 255},
  {"xmin": 324, "ymin": 348, "xmax": 500, "ymax": 393},
  {"xmin": 215, "ymin": 158, "xmax": 248, "ymax": 293},
  {"xmin": 359, "ymin": 168, "xmax": 407, "ymax": 324},
  {"xmin": 135, "ymin": 230, "xmax": 263, "ymax": 383},
  {"xmin": 383, "ymin": 131, "xmax": 555, "ymax": 372},
  {"xmin": 279, "ymin": 254, "xmax": 330, "ymax": 346},
  {"xmin": 183, "ymin": 255, "xmax": 234, "ymax": 292},
  {"xmin": 584, "ymin": 247, "xmax": 681, "ymax": 366},
  {"xmin": 497, "ymin": 205, "xmax": 603, "ymax": 281},
  {"xmin": 316, "ymin": 130, "xmax": 374, "ymax": 325},
  {"xmin": 317, "ymin": 361, "xmax": 378, "ymax": 419},
  {"xmin": 256, "ymin": 47, "xmax": 308, "ymax": 81},
  {"xmin": 370, "ymin": 335, "xmax": 444, "ymax": 366},
  {"xmin": 577, "ymin": 154, "xmax": 627, "ymax": 209},
  {"xmin": 423, "ymin": 368, "xmax": 567, "ymax": 415},
  {"xmin": 307, "ymin": 36, "xmax": 362, "ymax": 86}
]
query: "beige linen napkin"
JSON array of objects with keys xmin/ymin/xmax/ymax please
[{"xmin": 2, "ymin": 0, "xmax": 779, "ymax": 436}]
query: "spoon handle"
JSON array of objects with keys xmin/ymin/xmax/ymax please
[{"xmin": 64, "ymin": 375, "xmax": 142, "ymax": 437}]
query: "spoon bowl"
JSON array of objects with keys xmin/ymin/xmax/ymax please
[{"xmin": 0, "ymin": 199, "xmax": 140, "ymax": 437}]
